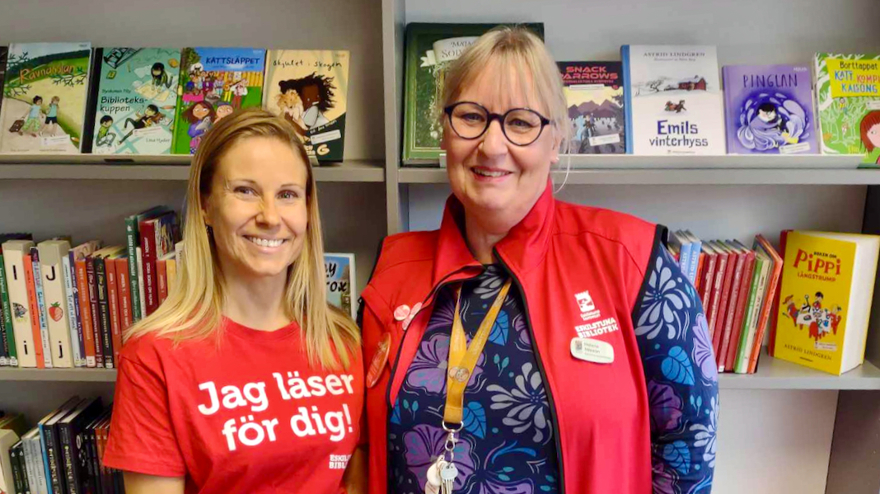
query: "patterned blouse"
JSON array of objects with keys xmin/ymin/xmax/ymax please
[{"xmin": 388, "ymin": 245, "xmax": 719, "ymax": 494}]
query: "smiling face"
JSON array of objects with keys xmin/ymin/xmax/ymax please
[
  {"xmin": 300, "ymin": 84, "xmax": 320, "ymax": 110},
  {"xmin": 193, "ymin": 104, "xmax": 210, "ymax": 120},
  {"xmin": 442, "ymin": 61, "xmax": 558, "ymax": 227},
  {"xmin": 202, "ymin": 136, "xmax": 309, "ymax": 285}
]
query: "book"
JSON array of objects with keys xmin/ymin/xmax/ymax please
[
  {"xmin": 557, "ymin": 61, "xmax": 625, "ymax": 154},
  {"xmin": 721, "ymin": 241, "xmax": 755, "ymax": 372},
  {"xmin": 716, "ymin": 240, "xmax": 750, "ymax": 371},
  {"xmin": 723, "ymin": 64, "xmax": 816, "ymax": 155},
  {"xmin": 813, "ymin": 53, "xmax": 880, "ymax": 164},
  {"xmin": 22, "ymin": 429, "xmax": 43, "ymax": 494},
  {"xmin": 172, "ymin": 47, "xmax": 267, "ymax": 155},
  {"xmin": 10, "ymin": 441, "xmax": 28, "ymax": 494},
  {"xmin": 748, "ymin": 235, "xmax": 784, "ymax": 373},
  {"xmin": 93, "ymin": 247, "xmax": 124, "ymax": 369},
  {"xmin": 3, "ymin": 240, "xmax": 37, "ymax": 368},
  {"xmin": 157, "ymin": 256, "xmax": 169, "ymax": 304},
  {"xmin": 58, "ymin": 397, "xmax": 102, "ymax": 494},
  {"xmin": 60, "ymin": 252, "xmax": 83, "ymax": 368},
  {"xmin": 0, "ymin": 43, "xmax": 92, "ymax": 153},
  {"xmin": 0, "ymin": 414, "xmax": 27, "ymax": 438},
  {"xmin": 698, "ymin": 242, "xmax": 719, "ymax": 307},
  {"xmin": 0, "ymin": 428, "xmax": 20, "ymax": 494},
  {"xmin": 0, "ymin": 234, "xmax": 32, "ymax": 367},
  {"xmin": 768, "ymin": 230, "xmax": 791, "ymax": 357},
  {"xmin": 402, "ymin": 22, "xmax": 545, "ymax": 164},
  {"xmin": 325, "ymin": 253, "xmax": 356, "ymax": 319},
  {"xmin": 105, "ymin": 253, "xmax": 123, "ymax": 366},
  {"xmin": 125, "ymin": 206, "xmax": 171, "ymax": 322},
  {"xmin": 72, "ymin": 244, "xmax": 101, "ymax": 368},
  {"xmin": 734, "ymin": 245, "xmax": 771, "ymax": 374},
  {"xmin": 88, "ymin": 48, "xmax": 182, "ymax": 155},
  {"xmin": 621, "ymin": 45, "xmax": 726, "ymax": 155},
  {"xmin": 114, "ymin": 257, "xmax": 133, "ymax": 333},
  {"xmin": 774, "ymin": 231, "xmax": 880, "ymax": 374},
  {"xmin": 139, "ymin": 212, "xmax": 177, "ymax": 316},
  {"xmin": 37, "ymin": 397, "xmax": 81, "ymax": 494},
  {"xmin": 165, "ymin": 257, "xmax": 177, "ymax": 296},
  {"xmin": 44, "ymin": 398, "xmax": 84, "ymax": 494},
  {"xmin": 263, "ymin": 50, "xmax": 350, "ymax": 162},
  {"xmin": 29, "ymin": 248, "xmax": 54, "ymax": 369},
  {"xmin": 37, "ymin": 241, "xmax": 74, "ymax": 368}
]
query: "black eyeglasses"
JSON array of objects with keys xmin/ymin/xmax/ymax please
[{"xmin": 443, "ymin": 102, "xmax": 551, "ymax": 146}]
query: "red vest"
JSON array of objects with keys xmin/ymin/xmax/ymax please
[{"xmin": 361, "ymin": 183, "xmax": 660, "ymax": 494}]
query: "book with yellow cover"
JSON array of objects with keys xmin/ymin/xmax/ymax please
[{"xmin": 774, "ymin": 231, "xmax": 880, "ymax": 375}]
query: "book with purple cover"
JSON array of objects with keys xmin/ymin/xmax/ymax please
[{"xmin": 723, "ymin": 64, "xmax": 816, "ymax": 155}]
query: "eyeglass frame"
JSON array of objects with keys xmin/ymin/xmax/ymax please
[{"xmin": 443, "ymin": 101, "xmax": 552, "ymax": 147}]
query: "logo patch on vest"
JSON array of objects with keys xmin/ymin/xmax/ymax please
[
  {"xmin": 575, "ymin": 290, "xmax": 601, "ymax": 321},
  {"xmin": 574, "ymin": 317, "xmax": 620, "ymax": 339}
]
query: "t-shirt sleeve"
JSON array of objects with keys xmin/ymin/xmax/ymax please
[
  {"xmin": 102, "ymin": 349, "xmax": 187, "ymax": 478},
  {"xmin": 632, "ymin": 236, "xmax": 719, "ymax": 493}
]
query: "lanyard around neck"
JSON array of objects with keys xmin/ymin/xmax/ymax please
[{"xmin": 443, "ymin": 278, "xmax": 512, "ymax": 426}]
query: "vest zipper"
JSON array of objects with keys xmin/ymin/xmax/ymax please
[{"xmin": 495, "ymin": 251, "xmax": 567, "ymax": 494}]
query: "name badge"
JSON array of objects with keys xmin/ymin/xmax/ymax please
[{"xmin": 570, "ymin": 337, "xmax": 614, "ymax": 364}]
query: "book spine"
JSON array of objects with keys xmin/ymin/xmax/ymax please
[
  {"xmin": 768, "ymin": 230, "xmax": 790, "ymax": 357},
  {"xmin": 74, "ymin": 428, "xmax": 91, "ymax": 494},
  {"xmin": 23, "ymin": 254, "xmax": 45, "ymax": 370},
  {"xmin": 30, "ymin": 250, "xmax": 53, "ymax": 369},
  {"xmin": 61, "ymin": 256, "xmax": 83, "ymax": 368},
  {"xmin": 44, "ymin": 426, "xmax": 62, "ymax": 494},
  {"xmin": 85, "ymin": 257, "xmax": 103, "ymax": 368},
  {"xmin": 688, "ymin": 241, "xmax": 701, "ymax": 284},
  {"xmin": 106, "ymin": 260, "xmax": 122, "ymax": 367},
  {"xmin": 36, "ymin": 428, "xmax": 52, "ymax": 494},
  {"xmin": 74, "ymin": 260, "xmax": 96, "ymax": 368},
  {"xmin": 706, "ymin": 252, "xmax": 728, "ymax": 338},
  {"xmin": 94, "ymin": 258, "xmax": 113, "ymax": 369},
  {"xmin": 11, "ymin": 443, "xmax": 27, "ymax": 494},
  {"xmin": 124, "ymin": 217, "xmax": 142, "ymax": 322},
  {"xmin": 699, "ymin": 253, "xmax": 717, "ymax": 307},
  {"xmin": 0, "ymin": 251, "xmax": 10, "ymax": 366},
  {"xmin": 88, "ymin": 428, "xmax": 100, "ymax": 494},
  {"xmin": 718, "ymin": 251, "xmax": 747, "ymax": 372},
  {"xmin": 621, "ymin": 45, "xmax": 633, "ymax": 154},
  {"xmin": 157, "ymin": 259, "xmax": 168, "ymax": 305},
  {"xmin": 737, "ymin": 260, "xmax": 772, "ymax": 374},
  {"xmin": 725, "ymin": 254, "xmax": 756, "ymax": 372},
  {"xmin": 712, "ymin": 252, "xmax": 737, "ymax": 356},
  {"xmin": 115, "ymin": 259, "xmax": 132, "ymax": 332},
  {"xmin": 22, "ymin": 438, "xmax": 38, "ymax": 494},
  {"xmin": 41, "ymin": 248, "xmax": 73, "ymax": 369},
  {"xmin": 749, "ymin": 256, "xmax": 784, "ymax": 373},
  {"xmin": 85, "ymin": 427, "xmax": 98, "ymax": 494},
  {"xmin": 140, "ymin": 221, "xmax": 158, "ymax": 316},
  {"xmin": 136, "ymin": 248, "xmax": 146, "ymax": 323},
  {"xmin": 59, "ymin": 423, "xmax": 76, "ymax": 494}
]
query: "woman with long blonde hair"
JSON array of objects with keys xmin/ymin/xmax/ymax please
[{"xmin": 104, "ymin": 108, "xmax": 365, "ymax": 494}]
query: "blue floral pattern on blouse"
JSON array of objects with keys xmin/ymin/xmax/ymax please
[{"xmin": 388, "ymin": 238, "xmax": 718, "ymax": 494}]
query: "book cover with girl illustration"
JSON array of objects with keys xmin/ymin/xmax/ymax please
[
  {"xmin": 171, "ymin": 47, "xmax": 266, "ymax": 155},
  {"xmin": 0, "ymin": 42, "xmax": 92, "ymax": 153},
  {"xmin": 814, "ymin": 53, "xmax": 880, "ymax": 165},
  {"xmin": 558, "ymin": 61, "xmax": 626, "ymax": 155},
  {"xmin": 88, "ymin": 48, "xmax": 182, "ymax": 155},
  {"xmin": 263, "ymin": 50, "xmax": 350, "ymax": 162},
  {"xmin": 723, "ymin": 64, "xmax": 817, "ymax": 155}
]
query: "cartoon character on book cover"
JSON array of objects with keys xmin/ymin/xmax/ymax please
[
  {"xmin": 172, "ymin": 48, "xmax": 266, "ymax": 155},
  {"xmin": 724, "ymin": 65, "xmax": 815, "ymax": 154},
  {"xmin": 558, "ymin": 62, "xmax": 625, "ymax": 154},
  {"xmin": 264, "ymin": 50, "xmax": 349, "ymax": 162},
  {"xmin": 781, "ymin": 292, "xmax": 843, "ymax": 343},
  {"xmin": 0, "ymin": 43, "xmax": 91, "ymax": 153},
  {"xmin": 814, "ymin": 53, "xmax": 880, "ymax": 165},
  {"xmin": 93, "ymin": 48, "xmax": 181, "ymax": 155}
]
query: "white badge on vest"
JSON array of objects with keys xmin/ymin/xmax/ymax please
[{"xmin": 570, "ymin": 337, "xmax": 614, "ymax": 364}]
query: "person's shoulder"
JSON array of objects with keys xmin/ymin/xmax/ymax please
[
  {"xmin": 554, "ymin": 200, "xmax": 659, "ymax": 246},
  {"xmin": 119, "ymin": 331, "xmax": 176, "ymax": 369},
  {"xmin": 373, "ymin": 230, "xmax": 439, "ymax": 276}
]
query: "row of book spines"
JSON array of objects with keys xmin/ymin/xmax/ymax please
[
  {"xmin": 669, "ymin": 235, "xmax": 782, "ymax": 374},
  {"xmin": 7, "ymin": 406, "xmax": 123, "ymax": 494},
  {"xmin": 0, "ymin": 242, "xmax": 178, "ymax": 369}
]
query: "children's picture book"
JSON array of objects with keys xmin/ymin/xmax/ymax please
[
  {"xmin": 774, "ymin": 231, "xmax": 880, "ymax": 375},
  {"xmin": 558, "ymin": 61, "xmax": 625, "ymax": 154},
  {"xmin": 402, "ymin": 22, "xmax": 544, "ymax": 165},
  {"xmin": 621, "ymin": 45, "xmax": 725, "ymax": 155},
  {"xmin": 723, "ymin": 64, "xmax": 816, "ymax": 155},
  {"xmin": 0, "ymin": 42, "xmax": 92, "ymax": 153},
  {"xmin": 264, "ymin": 50, "xmax": 350, "ymax": 163},
  {"xmin": 172, "ymin": 47, "xmax": 266, "ymax": 155},
  {"xmin": 324, "ymin": 253, "xmax": 356, "ymax": 319},
  {"xmin": 813, "ymin": 53, "xmax": 880, "ymax": 165},
  {"xmin": 88, "ymin": 48, "xmax": 182, "ymax": 155}
]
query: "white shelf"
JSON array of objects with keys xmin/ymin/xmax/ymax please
[
  {"xmin": 0, "ymin": 155, "xmax": 385, "ymax": 183},
  {"xmin": 719, "ymin": 352, "xmax": 880, "ymax": 390},
  {"xmin": 0, "ymin": 367, "xmax": 117, "ymax": 383}
]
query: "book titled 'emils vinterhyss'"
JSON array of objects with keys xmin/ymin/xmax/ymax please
[{"xmin": 622, "ymin": 45, "xmax": 725, "ymax": 155}]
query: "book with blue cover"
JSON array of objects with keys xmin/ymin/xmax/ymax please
[
  {"xmin": 723, "ymin": 64, "xmax": 816, "ymax": 155},
  {"xmin": 621, "ymin": 45, "xmax": 725, "ymax": 155},
  {"xmin": 89, "ymin": 48, "xmax": 182, "ymax": 155}
]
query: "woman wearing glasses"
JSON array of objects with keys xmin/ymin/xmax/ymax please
[{"xmin": 360, "ymin": 26, "xmax": 718, "ymax": 494}]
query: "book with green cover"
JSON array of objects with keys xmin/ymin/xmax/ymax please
[
  {"xmin": 814, "ymin": 53, "xmax": 880, "ymax": 165},
  {"xmin": 402, "ymin": 23, "xmax": 544, "ymax": 165}
]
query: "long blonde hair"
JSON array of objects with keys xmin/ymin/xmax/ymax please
[
  {"xmin": 125, "ymin": 108, "xmax": 360, "ymax": 370},
  {"xmin": 439, "ymin": 25, "xmax": 571, "ymax": 153}
]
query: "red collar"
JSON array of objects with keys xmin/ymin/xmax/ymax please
[{"xmin": 433, "ymin": 180, "xmax": 556, "ymax": 285}]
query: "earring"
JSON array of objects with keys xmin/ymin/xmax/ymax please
[{"xmin": 206, "ymin": 225, "xmax": 213, "ymax": 236}]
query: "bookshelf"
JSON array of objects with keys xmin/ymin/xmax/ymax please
[{"xmin": 0, "ymin": 0, "xmax": 879, "ymax": 492}]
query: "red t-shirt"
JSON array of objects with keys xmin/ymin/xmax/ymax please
[{"xmin": 103, "ymin": 317, "xmax": 364, "ymax": 494}]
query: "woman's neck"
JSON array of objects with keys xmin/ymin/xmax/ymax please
[
  {"xmin": 221, "ymin": 270, "xmax": 291, "ymax": 331},
  {"xmin": 464, "ymin": 212, "xmax": 514, "ymax": 264}
]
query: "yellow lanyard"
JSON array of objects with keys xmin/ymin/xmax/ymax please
[{"xmin": 443, "ymin": 278, "xmax": 512, "ymax": 426}]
